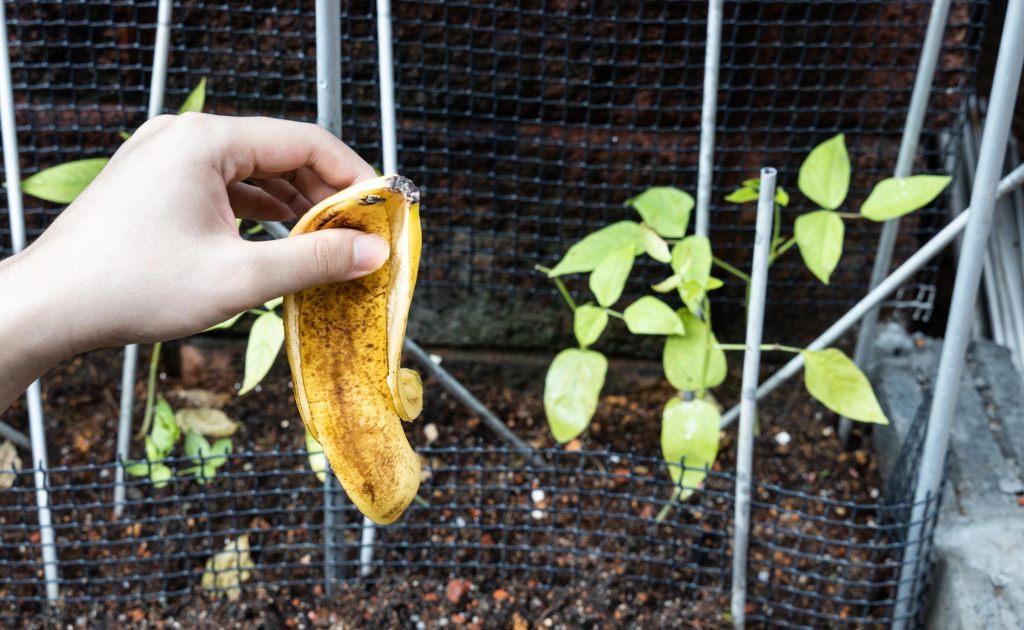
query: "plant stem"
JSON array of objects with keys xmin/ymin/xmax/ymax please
[
  {"xmin": 836, "ymin": 212, "xmax": 861, "ymax": 219},
  {"xmin": 716, "ymin": 342, "xmax": 802, "ymax": 353},
  {"xmin": 711, "ymin": 257, "xmax": 750, "ymax": 283},
  {"xmin": 698, "ymin": 297, "xmax": 712, "ymax": 400},
  {"xmin": 772, "ymin": 202, "xmax": 782, "ymax": 258},
  {"xmin": 605, "ymin": 309, "xmax": 624, "ymax": 319},
  {"xmin": 135, "ymin": 341, "xmax": 162, "ymax": 439},
  {"xmin": 535, "ymin": 264, "xmax": 577, "ymax": 311},
  {"xmin": 655, "ymin": 487, "xmax": 681, "ymax": 522},
  {"xmin": 770, "ymin": 237, "xmax": 797, "ymax": 263}
]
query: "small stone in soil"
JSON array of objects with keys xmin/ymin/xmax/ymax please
[
  {"xmin": 773, "ymin": 431, "xmax": 792, "ymax": 446},
  {"xmin": 531, "ymin": 489, "xmax": 546, "ymax": 503}
]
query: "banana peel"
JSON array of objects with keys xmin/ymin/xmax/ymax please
[{"xmin": 284, "ymin": 175, "xmax": 423, "ymax": 525}]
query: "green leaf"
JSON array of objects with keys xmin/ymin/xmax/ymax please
[
  {"xmin": 626, "ymin": 187, "xmax": 694, "ymax": 238},
  {"xmin": 742, "ymin": 178, "xmax": 762, "ymax": 189},
  {"xmin": 795, "ymin": 210, "xmax": 844, "ymax": 285},
  {"xmin": 548, "ymin": 221, "xmax": 643, "ymax": 277},
  {"xmin": 178, "ymin": 77, "xmax": 207, "ymax": 114},
  {"xmin": 245, "ymin": 223, "xmax": 264, "ymax": 235},
  {"xmin": 209, "ymin": 438, "xmax": 232, "ymax": 464},
  {"xmin": 184, "ymin": 430, "xmax": 210, "ymax": 461},
  {"xmin": 118, "ymin": 131, "xmax": 132, "ymax": 141},
  {"xmin": 239, "ymin": 312, "xmax": 284, "ymax": 395},
  {"xmin": 21, "ymin": 158, "xmax": 109, "ymax": 204},
  {"xmin": 651, "ymin": 274, "xmax": 682, "ymax": 293},
  {"xmin": 149, "ymin": 464, "xmax": 173, "ymax": 488},
  {"xmin": 150, "ymin": 397, "xmax": 180, "ymax": 457},
  {"xmin": 662, "ymin": 311, "xmax": 727, "ymax": 391},
  {"xmin": 724, "ymin": 187, "xmax": 759, "ymax": 204},
  {"xmin": 573, "ymin": 304, "xmax": 609, "ymax": 348},
  {"xmin": 802, "ymin": 349, "xmax": 888, "ymax": 424},
  {"xmin": 543, "ymin": 348, "xmax": 608, "ymax": 443},
  {"xmin": 671, "ymin": 235, "xmax": 712, "ymax": 288},
  {"xmin": 798, "ymin": 134, "xmax": 850, "ymax": 210},
  {"xmin": 661, "ymin": 398, "xmax": 721, "ymax": 500},
  {"xmin": 678, "ymin": 281, "xmax": 705, "ymax": 315},
  {"xmin": 263, "ymin": 296, "xmax": 283, "ymax": 310},
  {"xmin": 589, "ymin": 246, "xmax": 635, "ymax": 307},
  {"xmin": 640, "ymin": 225, "xmax": 671, "ymax": 263},
  {"xmin": 623, "ymin": 296, "xmax": 686, "ymax": 336},
  {"xmin": 859, "ymin": 175, "xmax": 952, "ymax": 222},
  {"xmin": 144, "ymin": 437, "xmax": 162, "ymax": 462},
  {"xmin": 775, "ymin": 186, "xmax": 790, "ymax": 207},
  {"xmin": 206, "ymin": 312, "xmax": 244, "ymax": 332},
  {"xmin": 125, "ymin": 462, "xmax": 150, "ymax": 477},
  {"xmin": 305, "ymin": 429, "xmax": 327, "ymax": 483},
  {"xmin": 706, "ymin": 277, "xmax": 724, "ymax": 291}
]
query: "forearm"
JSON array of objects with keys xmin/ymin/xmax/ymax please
[{"xmin": 0, "ymin": 251, "xmax": 74, "ymax": 412}]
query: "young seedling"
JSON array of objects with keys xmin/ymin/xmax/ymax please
[{"xmin": 541, "ymin": 134, "xmax": 950, "ymax": 513}]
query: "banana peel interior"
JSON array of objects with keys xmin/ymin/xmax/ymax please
[{"xmin": 284, "ymin": 175, "xmax": 422, "ymax": 525}]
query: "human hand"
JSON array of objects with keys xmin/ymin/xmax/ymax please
[{"xmin": 0, "ymin": 114, "xmax": 388, "ymax": 405}]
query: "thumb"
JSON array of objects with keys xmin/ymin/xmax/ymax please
[{"xmin": 237, "ymin": 228, "xmax": 390, "ymax": 301}]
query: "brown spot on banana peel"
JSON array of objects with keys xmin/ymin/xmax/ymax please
[{"xmin": 283, "ymin": 175, "xmax": 422, "ymax": 525}]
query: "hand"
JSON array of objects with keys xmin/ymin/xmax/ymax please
[{"xmin": 0, "ymin": 114, "xmax": 389, "ymax": 409}]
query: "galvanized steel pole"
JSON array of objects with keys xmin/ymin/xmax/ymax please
[
  {"xmin": 694, "ymin": 0, "xmax": 723, "ymax": 238},
  {"xmin": 730, "ymin": 167, "xmax": 776, "ymax": 629},
  {"xmin": 842, "ymin": 0, "xmax": 955, "ymax": 444},
  {"xmin": 113, "ymin": 0, "xmax": 175, "ymax": 520},
  {"xmin": 0, "ymin": 0, "xmax": 60, "ymax": 602},
  {"xmin": 892, "ymin": 2, "xmax": 1024, "ymax": 626}
]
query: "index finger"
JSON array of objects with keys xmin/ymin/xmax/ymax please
[{"xmin": 186, "ymin": 114, "xmax": 377, "ymax": 190}]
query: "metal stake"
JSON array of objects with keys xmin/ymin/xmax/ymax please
[
  {"xmin": 893, "ymin": 2, "xmax": 1024, "ymax": 626},
  {"xmin": 0, "ymin": 0, "xmax": 60, "ymax": 602},
  {"xmin": 730, "ymin": 167, "xmax": 776, "ymax": 629},
  {"xmin": 718, "ymin": 162, "xmax": 1024, "ymax": 429},
  {"xmin": 694, "ymin": 0, "xmax": 723, "ymax": 238},
  {"xmin": 842, "ymin": 0, "xmax": 954, "ymax": 444},
  {"xmin": 314, "ymin": 0, "xmax": 344, "ymax": 595},
  {"xmin": 113, "ymin": 0, "xmax": 174, "ymax": 519}
]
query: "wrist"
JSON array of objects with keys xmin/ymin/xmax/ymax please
[{"xmin": 0, "ymin": 250, "xmax": 78, "ymax": 389}]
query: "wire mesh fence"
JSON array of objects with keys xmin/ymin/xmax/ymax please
[
  {"xmin": 0, "ymin": 0, "xmax": 992, "ymax": 347},
  {"xmin": 0, "ymin": 447, "xmax": 943, "ymax": 627}
]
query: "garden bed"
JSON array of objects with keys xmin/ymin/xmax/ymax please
[{"xmin": 0, "ymin": 338, "xmax": 932, "ymax": 628}]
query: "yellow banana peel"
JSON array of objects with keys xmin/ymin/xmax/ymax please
[{"xmin": 284, "ymin": 174, "xmax": 423, "ymax": 525}]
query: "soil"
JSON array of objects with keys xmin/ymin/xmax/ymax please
[{"xmin": 1, "ymin": 337, "xmax": 898, "ymax": 629}]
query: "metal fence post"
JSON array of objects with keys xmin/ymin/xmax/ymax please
[
  {"xmin": 0, "ymin": 0, "xmax": 60, "ymax": 602},
  {"xmin": 718, "ymin": 161, "xmax": 1024, "ymax": 429},
  {"xmin": 314, "ymin": 0, "xmax": 344, "ymax": 596},
  {"xmin": 694, "ymin": 0, "xmax": 723, "ymax": 238},
  {"xmin": 842, "ymin": 0, "xmax": 954, "ymax": 445},
  {"xmin": 730, "ymin": 167, "xmax": 776, "ymax": 628},
  {"xmin": 113, "ymin": 0, "xmax": 174, "ymax": 520},
  {"xmin": 892, "ymin": 1, "xmax": 1024, "ymax": 627}
]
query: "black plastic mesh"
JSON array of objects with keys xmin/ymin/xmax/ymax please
[
  {"xmin": 0, "ymin": 1, "xmax": 990, "ymax": 344},
  {"xmin": 0, "ymin": 447, "xmax": 943, "ymax": 628}
]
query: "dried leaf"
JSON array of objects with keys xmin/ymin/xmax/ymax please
[
  {"xmin": 201, "ymin": 535, "xmax": 255, "ymax": 601},
  {"xmin": 0, "ymin": 441, "xmax": 22, "ymax": 489},
  {"xmin": 175, "ymin": 408, "xmax": 239, "ymax": 438}
]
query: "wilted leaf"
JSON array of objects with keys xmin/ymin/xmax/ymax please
[
  {"xmin": 663, "ymin": 311, "xmax": 727, "ymax": 391},
  {"xmin": 548, "ymin": 221, "xmax": 643, "ymax": 276},
  {"xmin": 624, "ymin": 296, "xmax": 685, "ymax": 336},
  {"xmin": 795, "ymin": 210, "xmax": 844, "ymax": 285},
  {"xmin": 0, "ymin": 441, "xmax": 22, "ymax": 489},
  {"xmin": 573, "ymin": 304, "xmax": 609, "ymax": 348},
  {"xmin": 802, "ymin": 348, "xmax": 888, "ymax": 424},
  {"xmin": 175, "ymin": 408, "xmax": 239, "ymax": 438},
  {"xmin": 202, "ymin": 535, "xmax": 255, "ymax": 601},
  {"xmin": 21, "ymin": 158, "xmax": 109, "ymax": 204},
  {"xmin": 544, "ymin": 348, "xmax": 607, "ymax": 443},
  {"xmin": 859, "ymin": 175, "xmax": 952, "ymax": 222},
  {"xmin": 626, "ymin": 187, "xmax": 694, "ymax": 238},
  {"xmin": 589, "ymin": 246, "xmax": 635, "ymax": 307},
  {"xmin": 177, "ymin": 77, "xmax": 207, "ymax": 114},
  {"xmin": 239, "ymin": 312, "xmax": 284, "ymax": 395},
  {"xmin": 798, "ymin": 134, "xmax": 850, "ymax": 210},
  {"xmin": 661, "ymin": 398, "xmax": 721, "ymax": 500}
]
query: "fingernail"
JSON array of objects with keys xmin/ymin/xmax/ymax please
[{"xmin": 353, "ymin": 234, "xmax": 390, "ymax": 273}]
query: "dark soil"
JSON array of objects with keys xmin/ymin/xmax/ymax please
[{"xmin": 2, "ymin": 337, "xmax": 895, "ymax": 629}]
